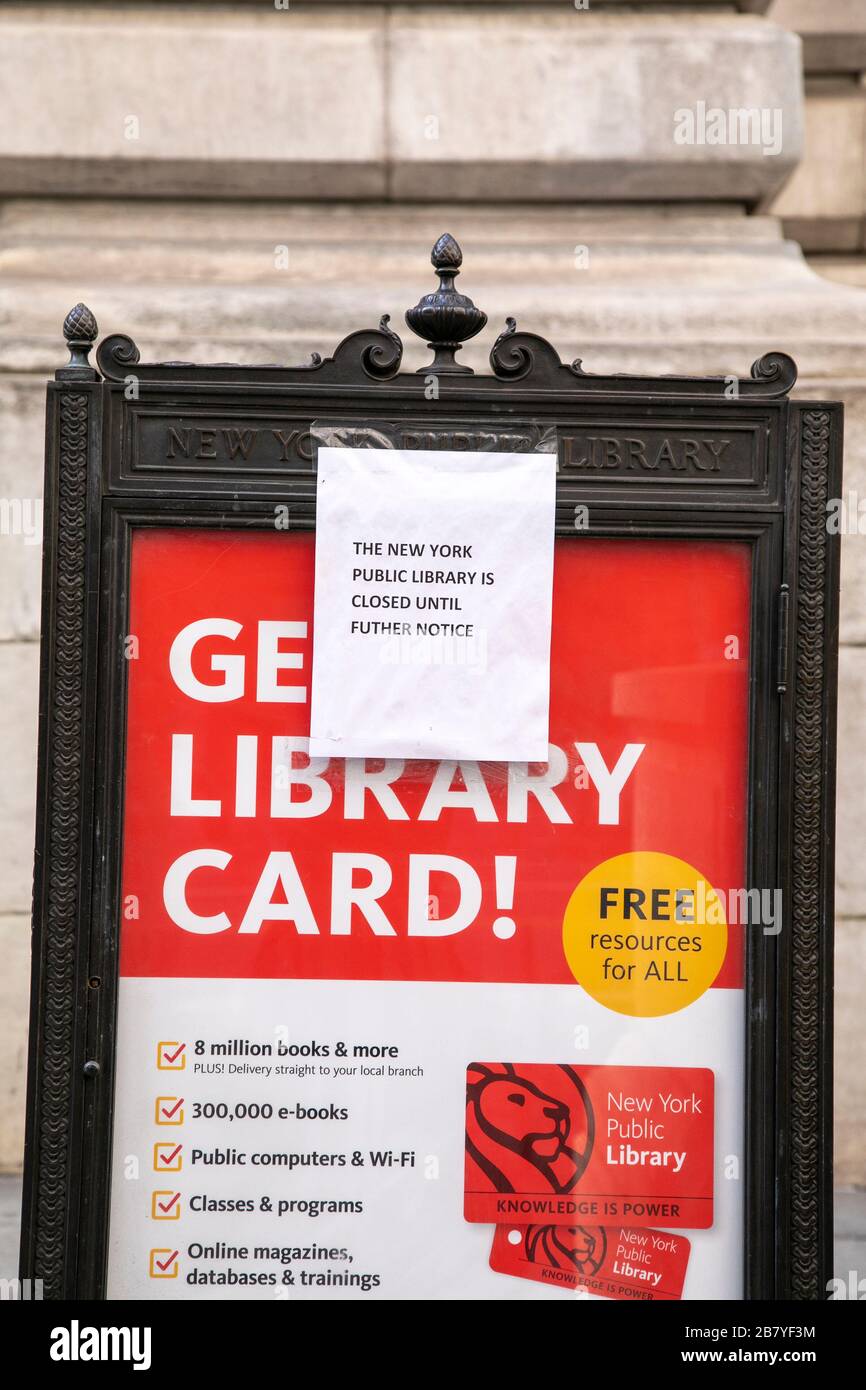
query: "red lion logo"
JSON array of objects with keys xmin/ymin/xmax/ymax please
[
  {"xmin": 465, "ymin": 1063, "xmax": 594, "ymax": 1195},
  {"xmin": 525, "ymin": 1224, "xmax": 607, "ymax": 1276}
]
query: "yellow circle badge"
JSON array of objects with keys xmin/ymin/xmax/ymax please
[{"xmin": 562, "ymin": 851, "xmax": 728, "ymax": 1017}]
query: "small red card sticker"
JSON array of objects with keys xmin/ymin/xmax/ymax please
[
  {"xmin": 490, "ymin": 1223, "xmax": 691, "ymax": 1301},
  {"xmin": 464, "ymin": 1062, "xmax": 713, "ymax": 1228}
]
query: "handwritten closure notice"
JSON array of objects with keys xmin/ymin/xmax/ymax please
[{"xmin": 309, "ymin": 447, "xmax": 556, "ymax": 760}]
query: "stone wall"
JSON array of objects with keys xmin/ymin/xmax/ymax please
[{"xmin": 0, "ymin": 1, "xmax": 864, "ymax": 1186}]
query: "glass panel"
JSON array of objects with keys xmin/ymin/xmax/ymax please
[{"xmin": 107, "ymin": 530, "xmax": 750, "ymax": 1301}]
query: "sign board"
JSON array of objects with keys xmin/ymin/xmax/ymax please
[{"xmin": 21, "ymin": 238, "xmax": 840, "ymax": 1302}]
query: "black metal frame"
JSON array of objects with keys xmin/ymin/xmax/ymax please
[{"xmin": 20, "ymin": 240, "xmax": 840, "ymax": 1300}]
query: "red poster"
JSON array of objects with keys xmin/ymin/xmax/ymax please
[
  {"xmin": 120, "ymin": 530, "xmax": 748, "ymax": 992},
  {"xmin": 108, "ymin": 529, "xmax": 749, "ymax": 1300}
]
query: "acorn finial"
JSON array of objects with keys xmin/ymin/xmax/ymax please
[
  {"xmin": 405, "ymin": 235, "xmax": 487, "ymax": 376},
  {"xmin": 430, "ymin": 232, "xmax": 463, "ymax": 272},
  {"xmin": 61, "ymin": 303, "xmax": 99, "ymax": 373}
]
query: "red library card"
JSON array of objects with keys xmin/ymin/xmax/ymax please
[
  {"xmin": 464, "ymin": 1062, "xmax": 714, "ymax": 1228},
  {"xmin": 490, "ymin": 1222, "xmax": 691, "ymax": 1300}
]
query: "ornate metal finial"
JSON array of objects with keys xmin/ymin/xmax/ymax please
[
  {"xmin": 405, "ymin": 234, "xmax": 487, "ymax": 375},
  {"xmin": 61, "ymin": 303, "xmax": 99, "ymax": 375}
]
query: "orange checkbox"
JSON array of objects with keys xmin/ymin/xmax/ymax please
[
  {"xmin": 151, "ymin": 1190, "xmax": 182, "ymax": 1220},
  {"xmin": 153, "ymin": 1141, "xmax": 183, "ymax": 1173},
  {"xmin": 149, "ymin": 1248, "xmax": 179, "ymax": 1278},
  {"xmin": 157, "ymin": 1041, "xmax": 186, "ymax": 1070},
  {"xmin": 155, "ymin": 1096, "xmax": 185, "ymax": 1125}
]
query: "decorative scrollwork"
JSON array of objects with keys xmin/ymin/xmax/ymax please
[
  {"xmin": 749, "ymin": 352, "xmax": 798, "ymax": 395},
  {"xmin": 80, "ymin": 241, "xmax": 800, "ymax": 400},
  {"xmin": 96, "ymin": 333, "xmax": 141, "ymax": 382},
  {"xmin": 489, "ymin": 318, "xmax": 585, "ymax": 384},
  {"xmin": 92, "ymin": 324, "xmax": 405, "ymax": 384},
  {"xmin": 488, "ymin": 318, "xmax": 531, "ymax": 380},
  {"xmin": 360, "ymin": 315, "xmax": 404, "ymax": 380},
  {"xmin": 324, "ymin": 318, "xmax": 404, "ymax": 381}
]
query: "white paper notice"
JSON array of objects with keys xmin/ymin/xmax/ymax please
[{"xmin": 309, "ymin": 446, "xmax": 556, "ymax": 760}]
